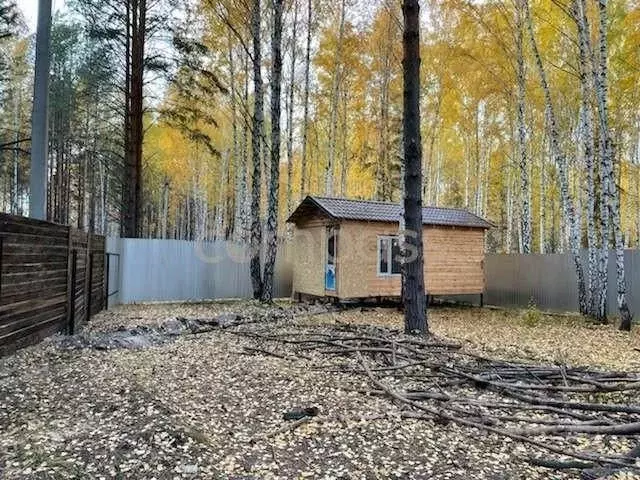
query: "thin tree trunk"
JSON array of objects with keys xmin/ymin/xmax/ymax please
[
  {"xmin": 161, "ymin": 178, "xmax": 169, "ymax": 239},
  {"xmin": 539, "ymin": 131, "xmax": 547, "ymax": 253},
  {"xmin": 262, "ymin": 0, "xmax": 284, "ymax": 302},
  {"xmin": 340, "ymin": 87, "xmax": 348, "ymax": 196},
  {"xmin": 573, "ymin": 0, "xmax": 598, "ymax": 315},
  {"xmin": 240, "ymin": 51, "xmax": 250, "ymax": 243},
  {"xmin": 286, "ymin": 0, "xmax": 298, "ymax": 214},
  {"xmin": 524, "ymin": 0, "xmax": 587, "ymax": 313},
  {"xmin": 250, "ymin": 0, "xmax": 265, "ymax": 299},
  {"xmin": 593, "ymin": 0, "xmax": 632, "ymax": 330},
  {"xmin": 325, "ymin": 0, "xmax": 346, "ymax": 196},
  {"xmin": 401, "ymin": 0, "xmax": 427, "ymax": 335},
  {"xmin": 516, "ymin": 0, "xmax": 531, "ymax": 253},
  {"xmin": 376, "ymin": 14, "xmax": 393, "ymax": 201},
  {"xmin": 299, "ymin": 0, "xmax": 312, "ymax": 200}
]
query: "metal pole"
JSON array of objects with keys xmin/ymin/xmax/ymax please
[{"xmin": 29, "ymin": 0, "xmax": 52, "ymax": 220}]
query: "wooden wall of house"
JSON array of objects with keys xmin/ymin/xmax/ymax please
[
  {"xmin": 0, "ymin": 213, "xmax": 106, "ymax": 356},
  {"xmin": 292, "ymin": 215, "xmax": 328, "ymax": 297},
  {"xmin": 335, "ymin": 220, "xmax": 485, "ymax": 298}
]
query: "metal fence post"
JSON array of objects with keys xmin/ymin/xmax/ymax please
[{"xmin": 105, "ymin": 253, "xmax": 110, "ymax": 310}]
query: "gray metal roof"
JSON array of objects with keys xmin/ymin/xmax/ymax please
[{"xmin": 287, "ymin": 196, "xmax": 493, "ymax": 229}]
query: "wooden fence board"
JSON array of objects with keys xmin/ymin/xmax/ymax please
[{"xmin": 0, "ymin": 213, "xmax": 106, "ymax": 354}]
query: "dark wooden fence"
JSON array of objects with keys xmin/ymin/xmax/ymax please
[{"xmin": 0, "ymin": 213, "xmax": 106, "ymax": 356}]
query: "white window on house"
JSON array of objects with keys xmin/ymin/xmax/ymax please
[{"xmin": 377, "ymin": 235, "xmax": 402, "ymax": 276}]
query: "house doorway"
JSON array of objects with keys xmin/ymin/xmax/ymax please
[{"xmin": 325, "ymin": 227, "xmax": 336, "ymax": 291}]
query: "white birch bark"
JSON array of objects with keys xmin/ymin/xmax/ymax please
[
  {"xmin": 593, "ymin": 0, "xmax": 632, "ymax": 329},
  {"xmin": 515, "ymin": 0, "xmax": 532, "ymax": 253},
  {"xmin": 524, "ymin": 0, "xmax": 587, "ymax": 311},
  {"xmin": 325, "ymin": 0, "xmax": 346, "ymax": 196},
  {"xmin": 299, "ymin": 0, "xmax": 312, "ymax": 199},
  {"xmin": 285, "ymin": 0, "xmax": 298, "ymax": 214}
]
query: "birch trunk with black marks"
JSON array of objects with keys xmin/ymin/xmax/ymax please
[
  {"xmin": 401, "ymin": 0, "xmax": 427, "ymax": 335},
  {"xmin": 262, "ymin": 0, "xmax": 284, "ymax": 303},
  {"xmin": 539, "ymin": 130, "xmax": 547, "ymax": 253},
  {"xmin": 250, "ymin": 0, "xmax": 264, "ymax": 299},
  {"xmin": 325, "ymin": 0, "xmax": 346, "ymax": 196},
  {"xmin": 299, "ymin": 0, "xmax": 312, "ymax": 200},
  {"xmin": 506, "ymin": 165, "xmax": 513, "ymax": 253},
  {"xmin": 285, "ymin": 0, "xmax": 298, "ymax": 214},
  {"xmin": 240, "ymin": 52, "xmax": 251, "ymax": 242},
  {"xmin": 228, "ymin": 35, "xmax": 243, "ymax": 243},
  {"xmin": 573, "ymin": 0, "xmax": 598, "ymax": 315},
  {"xmin": 524, "ymin": 0, "xmax": 587, "ymax": 312},
  {"xmin": 515, "ymin": 0, "xmax": 531, "ymax": 254},
  {"xmin": 593, "ymin": 0, "xmax": 632, "ymax": 330},
  {"xmin": 340, "ymin": 87, "xmax": 349, "ymax": 196}
]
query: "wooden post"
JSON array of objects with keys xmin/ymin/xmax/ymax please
[
  {"xmin": 69, "ymin": 250, "xmax": 77, "ymax": 335},
  {"xmin": 65, "ymin": 227, "xmax": 73, "ymax": 333},
  {"xmin": 86, "ymin": 252, "xmax": 94, "ymax": 322},
  {"xmin": 480, "ymin": 293, "xmax": 484, "ymax": 308},
  {"xmin": 84, "ymin": 233, "xmax": 91, "ymax": 324}
]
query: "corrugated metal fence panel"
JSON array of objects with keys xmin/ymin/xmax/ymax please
[
  {"xmin": 106, "ymin": 238, "xmax": 293, "ymax": 304},
  {"xmin": 486, "ymin": 250, "xmax": 640, "ymax": 319}
]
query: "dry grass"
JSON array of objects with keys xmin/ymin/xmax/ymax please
[{"xmin": 318, "ymin": 306, "xmax": 640, "ymax": 370}]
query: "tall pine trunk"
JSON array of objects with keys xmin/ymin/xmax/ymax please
[
  {"xmin": 122, "ymin": 0, "xmax": 145, "ymax": 238},
  {"xmin": 250, "ymin": 0, "xmax": 265, "ymax": 299},
  {"xmin": 402, "ymin": 0, "xmax": 427, "ymax": 335},
  {"xmin": 262, "ymin": 0, "xmax": 284, "ymax": 302}
]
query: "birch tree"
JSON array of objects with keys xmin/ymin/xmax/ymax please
[
  {"xmin": 262, "ymin": 0, "xmax": 284, "ymax": 302},
  {"xmin": 523, "ymin": 0, "xmax": 588, "ymax": 313},
  {"xmin": 250, "ymin": 0, "xmax": 264, "ymax": 299},
  {"xmin": 593, "ymin": 0, "xmax": 633, "ymax": 330},
  {"xmin": 285, "ymin": 0, "xmax": 298, "ymax": 214},
  {"xmin": 515, "ymin": 0, "xmax": 531, "ymax": 253},
  {"xmin": 325, "ymin": 0, "xmax": 346, "ymax": 196},
  {"xmin": 299, "ymin": 0, "xmax": 312, "ymax": 200},
  {"xmin": 571, "ymin": 0, "xmax": 598, "ymax": 315}
]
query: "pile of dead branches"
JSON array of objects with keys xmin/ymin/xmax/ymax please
[{"xmin": 233, "ymin": 321, "xmax": 640, "ymax": 479}]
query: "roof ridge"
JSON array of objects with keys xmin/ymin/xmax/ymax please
[{"xmin": 310, "ymin": 195, "xmax": 474, "ymax": 214}]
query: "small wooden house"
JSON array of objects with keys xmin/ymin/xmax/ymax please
[{"xmin": 286, "ymin": 196, "xmax": 493, "ymax": 303}]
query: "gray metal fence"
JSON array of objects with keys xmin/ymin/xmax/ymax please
[
  {"xmin": 485, "ymin": 250, "xmax": 640, "ymax": 319},
  {"xmin": 106, "ymin": 238, "xmax": 293, "ymax": 304}
]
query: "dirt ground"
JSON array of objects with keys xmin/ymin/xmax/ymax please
[{"xmin": 0, "ymin": 302, "xmax": 639, "ymax": 479}]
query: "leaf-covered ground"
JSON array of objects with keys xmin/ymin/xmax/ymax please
[{"xmin": 0, "ymin": 302, "xmax": 638, "ymax": 479}]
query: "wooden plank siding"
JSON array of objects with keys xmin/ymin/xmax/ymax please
[
  {"xmin": 292, "ymin": 216, "xmax": 486, "ymax": 300},
  {"xmin": 0, "ymin": 213, "xmax": 106, "ymax": 356}
]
